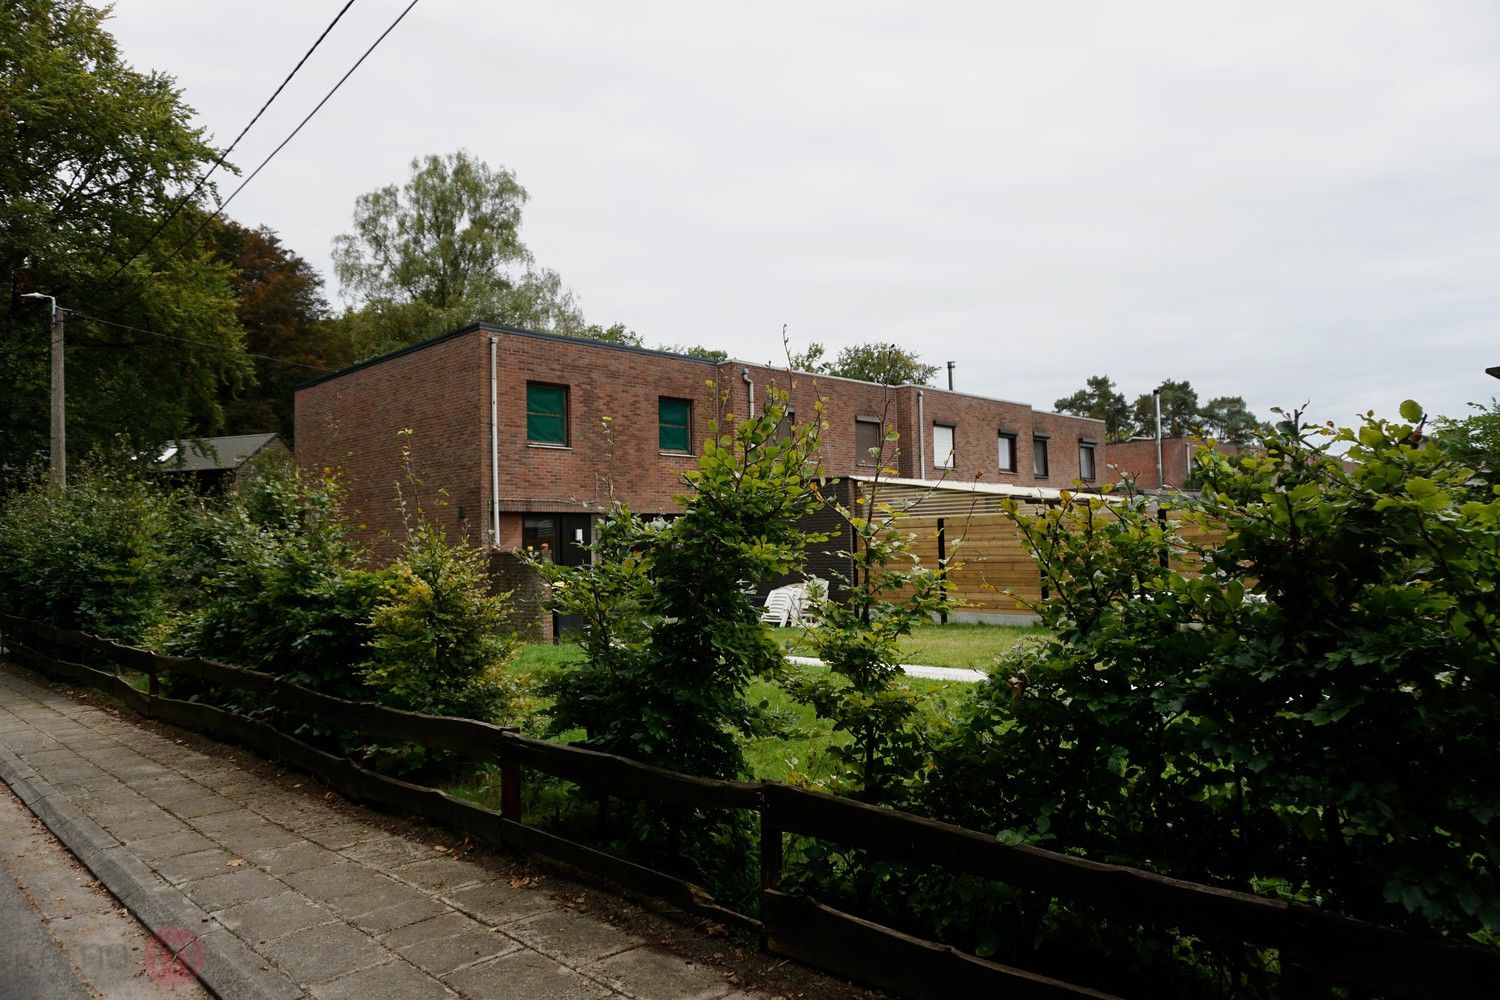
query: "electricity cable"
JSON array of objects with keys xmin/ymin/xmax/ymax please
[
  {"xmin": 99, "ymin": 0, "xmax": 360, "ymax": 290},
  {"xmin": 150, "ymin": 0, "xmax": 423, "ymax": 272},
  {"xmin": 69, "ymin": 310, "xmax": 332, "ymax": 372}
]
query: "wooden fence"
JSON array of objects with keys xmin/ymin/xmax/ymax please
[
  {"xmin": 891, "ymin": 511, "xmax": 1228, "ymax": 616},
  {"xmin": 1, "ymin": 615, "xmax": 1494, "ymax": 1000}
]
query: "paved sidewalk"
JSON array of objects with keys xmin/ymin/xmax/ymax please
[{"xmin": 0, "ymin": 664, "xmax": 854, "ymax": 1000}]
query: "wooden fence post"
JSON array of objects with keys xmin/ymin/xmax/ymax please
[
  {"xmin": 499, "ymin": 728, "xmax": 522, "ymax": 822},
  {"xmin": 760, "ymin": 796, "xmax": 784, "ymax": 947}
]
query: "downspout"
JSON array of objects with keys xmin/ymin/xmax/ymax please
[
  {"xmin": 741, "ymin": 367, "xmax": 754, "ymax": 416},
  {"xmin": 489, "ymin": 336, "xmax": 501, "ymax": 546},
  {"xmin": 917, "ymin": 390, "xmax": 927, "ymax": 480}
]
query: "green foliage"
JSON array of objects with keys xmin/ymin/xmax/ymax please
[
  {"xmin": 542, "ymin": 389, "xmax": 827, "ymax": 780},
  {"xmin": 928, "ymin": 404, "xmax": 1500, "ymax": 945},
  {"xmin": 1054, "ymin": 375, "xmax": 1130, "ymax": 443},
  {"xmin": 0, "ymin": 465, "xmax": 179, "ymax": 641},
  {"xmin": 1, "ymin": 0, "xmax": 249, "ymax": 487},
  {"xmin": 790, "ymin": 475, "xmax": 951, "ymax": 803},
  {"xmin": 1430, "ymin": 397, "xmax": 1500, "ymax": 490},
  {"xmin": 1130, "ymin": 378, "xmax": 1201, "ymax": 438},
  {"xmin": 825, "ymin": 342, "xmax": 939, "ymax": 386},
  {"xmin": 171, "ymin": 465, "xmax": 383, "ymax": 699},
  {"xmin": 363, "ymin": 522, "xmax": 517, "ymax": 721},
  {"xmin": 330, "ymin": 150, "xmax": 642, "ymax": 357},
  {"xmin": 208, "ymin": 219, "xmax": 346, "ymax": 440}
]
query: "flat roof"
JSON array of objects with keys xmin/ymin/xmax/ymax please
[{"xmin": 296, "ymin": 322, "xmax": 717, "ymax": 391}]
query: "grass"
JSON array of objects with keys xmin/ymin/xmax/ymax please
[
  {"xmin": 782, "ymin": 621, "xmax": 1045, "ymax": 671},
  {"xmin": 478, "ymin": 635, "xmax": 989, "ymax": 786}
]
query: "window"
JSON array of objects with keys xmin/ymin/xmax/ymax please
[
  {"xmin": 998, "ymin": 432, "xmax": 1017, "ymax": 472},
  {"xmin": 855, "ymin": 418, "xmax": 883, "ymax": 466},
  {"xmin": 933, "ymin": 424, "xmax": 956, "ymax": 470},
  {"xmin": 659, "ymin": 397, "xmax": 692, "ymax": 453},
  {"xmin": 526, "ymin": 382, "xmax": 569, "ymax": 445},
  {"xmin": 1033, "ymin": 436, "xmax": 1050, "ymax": 477},
  {"xmin": 1079, "ymin": 441, "xmax": 1097, "ymax": 481}
]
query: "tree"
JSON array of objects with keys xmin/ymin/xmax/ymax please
[
  {"xmin": 1054, "ymin": 375, "xmax": 1130, "ymax": 442},
  {"xmin": 209, "ymin": 220, "xmax": 345, "ymax": 439},
  {"xmin": 659, "ymin": 342, "xmax": 728, "ymax": 362},
  {"xmin": 331, "ymin": 151, "xmax": 603, "ymax": 355},
  {"xmin": 1198, "ymin": 395, "xmax": 1261, "ymax": 445},
  {"xmin": 826, "ymin": 343, "xmax": 938, "ymax": 386},
  {"xmin": 1130, "ymin": 379, "xmax": 1201, "ymax": 438},
  {"xmin": 1430, "ymin": 398, "xmax": 1500, "ymax": 488},
  {"xmin": 1, "ymin": 0, "xmax": 249, "ymax": 487}
]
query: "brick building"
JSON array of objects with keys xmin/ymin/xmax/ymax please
[
  {"xmin": 1105, "ymin": 436, "xmax": 1254, "ymax": 489},
  {"xmin": 294, "ymin": 323, "xmax": 1105, "ymax": 562}
]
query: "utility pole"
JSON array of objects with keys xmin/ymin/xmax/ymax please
[
  {"xmin": 1153, "ymin": 386, "xmax": 1164, "ymax": 490},
  {"xmin": 21, "ymin": 293, "xmax": 64, "ymax": 488}
]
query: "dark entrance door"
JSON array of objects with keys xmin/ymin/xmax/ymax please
[{"xmin": 521, "ymin": 513, "xmax": 592, "ymax": 640}]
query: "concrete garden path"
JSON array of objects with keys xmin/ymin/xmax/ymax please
[
  {"xmin": 0, "ymin": 663, "xmax": 862, "ymax": 1000},
  {"xmin": 783, "ymin": 655, "xmax": 986, "ymax": 683}
]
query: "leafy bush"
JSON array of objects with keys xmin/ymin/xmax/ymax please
[
  {"xmin": 926, "ymin": 402, "xmax": 1500, "ymax": 947},
  {"xmin": 0, "ymin": 466, "xmax": 180, "ymax": 642},
  {"xmin": 362, "ymin": 521, "xmax": 517, "ymax": 721},
  {"xmin": 543, "ymin": 389, "xmax": 826, "ymax": 780},
  {"xmin": 169, "ymin": 465, "xmax": 384, "ymax": 699}
]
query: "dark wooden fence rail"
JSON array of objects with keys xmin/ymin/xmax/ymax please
[{"xmin": 2, "ymin": 615, "xmax": 1496, "ymax": 1000}]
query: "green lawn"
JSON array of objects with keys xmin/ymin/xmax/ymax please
[
  {"xmin": 496, "ymin": 636, "xmax": 986, "ymax": 785},
  {"xmin": 782, "ymin": 621, "xmax": 1044, "ymax": 671}
]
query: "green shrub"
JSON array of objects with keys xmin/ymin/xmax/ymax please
[
  {"xmin": 926, "ymin": 402, "xmax": 1500, "ymax": 950},
  {"xmin": 362, "ymin": 521, "xmax": 517, "ymax": 721},
  {"xmin": 171, "ymin": 465, "xmax": 383, "ymax": 699},
  {"xmin": 0, "ymin": 466, "xmax": 179, "ymax": 642}
]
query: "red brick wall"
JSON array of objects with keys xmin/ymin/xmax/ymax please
[
  {"xmin": 295, "ymin": 330, "xmax": 486, "ymax": 561},
  {"xmin": 490, "ymin": 331, "xmax": 719, "ymax": 516},
  {"xmin": 1106, "ymin": 437, "xmax": 1253, "ymax": 488},
  {"xmin": 296, "ymin": 326, "xmax": 1108, "ymax": 560}
]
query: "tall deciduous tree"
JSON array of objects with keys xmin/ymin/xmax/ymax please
[
  {"xmin": 210, "ymin": 220, "xmax": 345, "ymax": 440},
  {"xmin": 1, "ymin": 0, "xmax": 249, "ymax": 487},
  {"xmin": 331, "ymin": 151, "xmax": 603, "ymax": 355},
  {"xmin": 826, "ymin": 342, "xmax": 938, "ymax": 386},
  {"xmin": 1055, "ymin": 375, "xmax": 1131, "ymax": 442}
]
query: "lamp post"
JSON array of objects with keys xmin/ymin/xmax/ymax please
[{"xmin": 21, "ymin": 292, "xmax": 65, "ymax": 489}]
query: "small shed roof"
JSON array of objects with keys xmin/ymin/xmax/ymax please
[{"xmin": 155, "ymin": 433, "xmax": 282, "ymax": 473}]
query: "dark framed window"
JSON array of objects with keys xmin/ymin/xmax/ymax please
[
  {"xmin": 856, "ymin": 418, "xmax": 883, "ymax": 466},
  {"xmin": 526, "ymin": 382, "xmax": 569, "ymax": 445},
  {"xmin": 1079, "ymin": 441, "xmax": 1097, "ymax": 481},
  {"xmin": 659, "ymin": 397, "xmax": 692, "ymax": 453},
  {"xmin": 1033, "ymin": 436, "xmax": 1050, "ymax": 477},
  {"xmin": 998, "ymin": 432, "xmax": 1017, "ymax": 472},
  {"xmin": 933, "ymin": 424, "xmax": 956, "ymax": 469}
]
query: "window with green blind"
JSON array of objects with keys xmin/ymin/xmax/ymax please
[
  {"xmin": 659, "ymin": 397, "xmax": 692, "ymax": 453},
  {"xmin": 526, "ymin": 383, "xmax": 569, "ymax": 445}
]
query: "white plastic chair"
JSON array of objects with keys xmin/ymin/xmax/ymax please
[{"xmin": 760, "ymin": 589, "xmax": 794, "ymax": 627}]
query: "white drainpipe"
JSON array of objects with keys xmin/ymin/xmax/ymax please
[
  {"xmin": 917, "ymin": 390, "xmax": 927, "ymax": 479},
  {"xmin": 489, "ymin": 336, "xmax": 501, "ymax": 546},
  {"xmin": 741, "ymin": 367, "xmax": 754, "ymax": 416}
]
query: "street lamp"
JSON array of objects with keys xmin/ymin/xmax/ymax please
[
  {"xmin": 1487, "ymin": 365, "xmax": 1500, "ymax": 380},
  {"xmin": 20, "ymin": 292, "xmax": 65, "ymax": 489}
]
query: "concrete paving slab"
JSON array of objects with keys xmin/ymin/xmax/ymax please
[
  {"xmin": 444, "ymin": 877, "xmax": 561, "ymax": 925},
  {"xmin": 444, "ymin": 947, "xmax": 615, "ymax": 1000},
  {"xmin": 395, "ymin": 923, "xmax": 523, "ymax": 977},
  {"xmin": 256, "ymin": 918, "xmax": 391, "ymax": 984},
  {"xmin": 215, "ymin": 890, "xmax": 337, "ymax": 941},
  {"xmin": 307, "ymin": 959, "xmax": 454, "ymax": 1000},
  {"xmin": 588, "ymin": 946, "xmax": 737, "ymax": 1000}
]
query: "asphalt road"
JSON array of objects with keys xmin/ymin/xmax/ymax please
[{"xmin": 0, "ymin": 850, "xmax": 89, "ymax": 1000}]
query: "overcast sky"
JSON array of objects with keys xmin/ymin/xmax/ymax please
[{"xmin": 107, "ymin": 1, "xmax": 1500, "ymax": 427}]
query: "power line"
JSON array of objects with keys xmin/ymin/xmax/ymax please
[
  {"xmin": 151, "ymin": 0, "xmax": 423, "ymax": 273},
  {"xmin": 68, "ymin": 310, "xmax": 331, "ymax": 373},
  {"xmin": 100, "ymin": 0, "xmax": 360, "ymax": 290}
]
